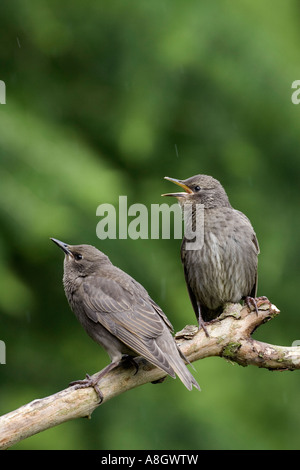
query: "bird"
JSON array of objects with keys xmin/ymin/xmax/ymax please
[
  {"xmin": 51, "ymin": 238, "xmax": 200, "ymax": 401},
  {"xmin": 162, "ymin": 175, "xmax": 266, "ymax": 336}
]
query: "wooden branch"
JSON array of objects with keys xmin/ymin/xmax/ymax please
[{"xmin": 1, "ymin": 301, "xmax": 299, "ymax": 449}]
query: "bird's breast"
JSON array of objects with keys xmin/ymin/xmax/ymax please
[{"xmin": 183, "ymin": 227, "xmax": 256, "ymax": 309}]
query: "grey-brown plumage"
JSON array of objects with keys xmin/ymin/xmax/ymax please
[
  {"xmin": 162, "ymin": 175, "xmax": 260, "ymax": 334},
  {"xmin": 51, "ymin": 239, "xmax": 200, "ymax": 400}
]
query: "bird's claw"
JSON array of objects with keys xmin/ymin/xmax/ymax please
[
  {"xmin": 198, "ymin": 318, "xmax": 210, "ymax": 337},
  {"xmin": 69, "ymin": 374, "xmax": 104, "ymax": 404},
  {"xmin": 245, "ymin": 296, "xmax": 270, "ymax": 315},
  {"xmin": 122, "ymin": 355, "xmax": 139, "ymax": 375}
]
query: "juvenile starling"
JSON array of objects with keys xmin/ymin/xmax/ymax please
[
  {"xmin": 162, "ymin": 175, "xmax": 265, "ymax": 335},
  {"xmin": 51, "ymin": 239, "xmax": 200, "ymax": 401}
]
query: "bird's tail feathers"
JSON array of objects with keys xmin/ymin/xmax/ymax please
[
  {"xmin": 154, "ymin": 336, "xmax": 201, "ymax": 392},
  {"xmin": 168, "ymin": 354, "xmax": 201, "ymax": 391}
]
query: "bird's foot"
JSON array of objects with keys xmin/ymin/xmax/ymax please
[
  {"xmin": 69, "ymin": 373, "xmax": 104, "ymax": 403},
  {"xmin": 198, "ymin": 317, "xmax": 221, "ymax": 337},
  {"xmin": 245, "ymin": 296, "xmax": 271, "ymax": 315},
  {"xmin": 198, "ymin": 318, "xmax": 210, "ymax": 338},
  {"xmin": 69, "ymin": 360, "xmax": 121, "ymax": 404},
  {"xmin": 122, "ymin": 355, "xmax": 139, "ymax": 375}
]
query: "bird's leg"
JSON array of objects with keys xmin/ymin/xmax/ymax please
[
  {"xmin": 245, "ymin": 296, "xmax": 271, "ymax": 315},
  {"xmin": 122, "ymin": 354, "xmax": 165, "ymax": 384},
  {"xmin": 121, "ymin": 354, "xmax": 139, "ymax": 375},
  {"xmin": 69, "ymin": 360, "xmax": 121, "ymax": 403},
  {"xmin": 197, "ymin": 302, "xmax": 210, "ymax": 337}
]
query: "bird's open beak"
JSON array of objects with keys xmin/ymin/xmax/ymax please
[
  {"xmin": 161, "ymin": 176, "xmax": 193, "ymax": 197},
  {"xmin": 51, "ymin": 238, "xmax": 72, "ymax": 256}
]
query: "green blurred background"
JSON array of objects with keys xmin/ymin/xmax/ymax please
[{"xmin": 1, "ymin": 0, "xmax": 300, "ymax": 450}]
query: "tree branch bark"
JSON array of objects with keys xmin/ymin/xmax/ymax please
[{"xmin": 1, "ymin": 301, "xmax": 299, "ymax": 449}]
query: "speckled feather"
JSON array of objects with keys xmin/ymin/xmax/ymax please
[{"xmin": 182, "ymin": 206, "xmax": 259, "ymax": 312}]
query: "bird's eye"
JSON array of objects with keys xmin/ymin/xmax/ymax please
[
  {"xmin": 74, "ymin": 253, "xmax": 83, "ymax": 261},
  {"xmin": 194, "ymin": 185, "xmax": 201, "ymax": 192}
]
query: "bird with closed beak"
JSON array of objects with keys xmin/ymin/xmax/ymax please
[
  {"xmin": 162, "ymin": 175, "xmax": 265, "ymax": 336},
  {"xmin": 51, "ymin": 238, "xmax": 200, "ymax": 401}
]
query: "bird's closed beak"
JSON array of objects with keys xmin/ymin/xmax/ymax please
[
  {"xmin": 51, "ymin": 238, "xmax": 72, "ymax": 256},
  {"xmin": 161, "ymin": 176, "xmax": 193, "ymax": 198}
]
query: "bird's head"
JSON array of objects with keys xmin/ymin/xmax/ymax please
[
  {"xmin": 162, "ymin": 175, "xmax": 231, "ymax": 209},
  {"xmin": 51, "ymin": 239, "xmax": 111, "ymax": 277}
]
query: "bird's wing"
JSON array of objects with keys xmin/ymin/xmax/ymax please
[
  {"xmin": 235, "ymin": 209, "xmax": 260, "ymax": 255},
  {"xmin": 250, "ymin": 234, "xmax": 259, "ymax": 297},
  {"xmin": 78, "ymin": 276, "xmax": 176, "ymax": 374},
  {"xmin": 181, "ymin": 260, "xmax": 200, "ymax": 319},
  {"xmin": 180, "ymin": 239, "xmax": 199, "ymax": 317},
  {"xmin": 235, "ymin": 210, "xmax": 260, "ymax": 296},
  {"xmin": 129, "ymin": 276, "xmax": 174, "ymax": 332}
]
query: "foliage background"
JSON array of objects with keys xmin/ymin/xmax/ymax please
[{"xmin": 1, "ymin": 0, "xmax": 300, "ymax": 450}]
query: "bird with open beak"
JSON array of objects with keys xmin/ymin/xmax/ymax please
[{"xmin": 162, "ymin": 175, "xmax": 265, "ymax": 336}]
